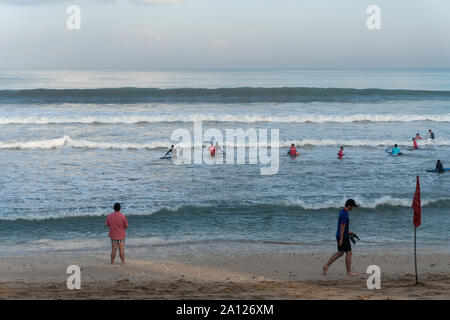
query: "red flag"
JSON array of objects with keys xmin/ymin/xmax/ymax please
[{"xmin": 412, "ymin": 176, "xmax": 421, "ymax": 227}]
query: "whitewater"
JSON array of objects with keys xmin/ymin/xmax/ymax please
[{"xmin": 1, "ymin": 69, "xmax": 450, "ymax": 254}]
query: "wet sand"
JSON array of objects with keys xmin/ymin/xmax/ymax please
[{"xmin": 1, "ymin": 250, "xmax": 449, "ymax": 299}]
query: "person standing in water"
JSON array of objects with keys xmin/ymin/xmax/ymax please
[
  {"xmin": 289, "ymin": 143, "xmax": 299, "ymax": 156},
  {"xmin": 415, "ymin": 133, "xmax": 423, "ymax": 140},
  {"xmin": 338, "ymin": 146, "xmax": 345, "ymax": 160},
  {"xmin": 323, "ymin": 199, "xmax": 359, "ymax": 276},
  {"xmin": 436, "ymin": 160, "xmax": 445, "ymax": 173},
  {"xmin": 412, "ymin": 138, "xmax": 419, "ymax": 150},
  {"xmin": 428, "ymin": 129, "xmax": 435, "ymax": 141},
  {"xmin": 207, "ymin": 141, "xmax": 216, "ymax": 157},
  {"xmin": 106, "ymin": 203, "xmax": 129, "ymax": 265}
]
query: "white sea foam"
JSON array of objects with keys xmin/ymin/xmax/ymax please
[
  {"xmin": 1, "ymin": 136, "xmax": 448, "ymax": 150},
  {"xmin": 283, "ymin": 196, "xmax": 445, "ymax": 209},
  {"xmin": 1, "ymin": 197, "xmax": 448, "ymax": 221},
  {"xmin": 1, "ymin": 113, "xmax": 450, "ymax": 124}
]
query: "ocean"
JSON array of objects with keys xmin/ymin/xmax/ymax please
[{"xmin": 1, "ymin": 69, "xmax": 449, "ymax": 257}]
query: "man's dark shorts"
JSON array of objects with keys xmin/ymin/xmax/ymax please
[{"xmin": 336, "ymin": 237, "xmax": 351, "ymax": 252}]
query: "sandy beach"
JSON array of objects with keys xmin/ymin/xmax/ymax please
[{"xmin": 1, "ymin": 249, "xmax": 449, "ymax": 300}]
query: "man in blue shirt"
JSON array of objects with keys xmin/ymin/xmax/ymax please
[
  {"xmin": 323, "ymin": 199, "xmax": 359, "ymax": 276},
  {"xmin": 391, "ymin": 144, "xmax": 401, "ymax": 155}
]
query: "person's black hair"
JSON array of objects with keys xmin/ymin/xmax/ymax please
[
  {"xmin": 114, "ymin": 203, "xmax": 121, "ymax": 211},
  {"xmin": 395, "ymin": 144, "xmax": 398, "ymax": 147},
  {"xmin": 345, "ymin": 199, "xmax": 358, "ymax": 208}
]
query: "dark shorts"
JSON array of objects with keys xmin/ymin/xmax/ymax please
[
  {"xmin": 111, "ymin": 238, "xmax": 126, "ymax": 248},
  {"xmin": 336, "ymin": 237, "xmax": 351, "ymax": 252}
]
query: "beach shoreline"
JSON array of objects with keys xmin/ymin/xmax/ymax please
[{"xmin": 1, "ymin": 249, "xmax": 449, "ymax": 299}]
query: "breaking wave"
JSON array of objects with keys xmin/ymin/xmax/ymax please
[
  {"xmin": 1, "ymin": 136, "xmax": 449, "ymax": 150},
  {"xmin": 1, "ymin": 113, "xmax": 450, "ymax": 124}
]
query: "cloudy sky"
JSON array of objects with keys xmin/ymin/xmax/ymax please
[{"xmin": 1, "ymin": 0, "xmax": 449, "ymax": 69}]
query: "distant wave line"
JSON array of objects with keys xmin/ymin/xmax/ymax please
[
  {"xmin": 1, "ymin": 113, "xmax": 450, "ymax": 124},
  {"xmin": 1, "ymin": 86, "xmax": 450, "ymax": 104}
]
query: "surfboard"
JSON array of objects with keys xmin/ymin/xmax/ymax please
[
  {"xmin": 426, "ymin": 168, "xmax": 449, "ymax": 173},
  {"xmin": 160, "ymin": 155, "xmax": 172, "ymax": 159}
]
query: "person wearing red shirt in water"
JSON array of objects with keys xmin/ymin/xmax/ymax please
[
  {"xmin": 413, "ymin": 138, "xmax": 419, "ymax": 149},
  {"xmin": 288, "ymin": 143, "xmax": 299, "ymax": 156},
  {"xmin": 106, "ymin": 203, "xmax": 129, "ymax": 265},
  {"xmin": 207, "ymin": 141, "xmax": 216, "ymax": 157},
  {"xmin": 338, "ymin": 146, "xmax": 345, "ymax": 160},
  {"xmin": 415, "ymin": 133, "xmax": 423, "ymax": 140}
]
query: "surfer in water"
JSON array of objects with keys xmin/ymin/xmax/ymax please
[
  {"xmin": 338, "ymin": 146, "xmax": 345, "ymax": 160},
  {"xmin": 412, "ymin": 138, "xmax": 419, "ymax": 150},
  {"xmin": 428, "ymin": 129, "xmax": 435, "ymax": 141},
  {"xmin": 391, "ymin": 144, "xmax": 402, "ymax": 155},
  {"xmin": 288, "ymin": 143, "xmax": 299, "ymax": 156},
  {"xmin": 164, "ymin": 145, "xmax": 175, "ymax": 157},
  {"xmin": 415, "ymin": 133, "xmax": 423, "ymax": 140},
  {"xmin": 436, "ymin": 160, "xmax": 445, "ymax": 173},
  {"xmin": 207, "ymin": 141, "xmax": 216, "ymax": 157}
]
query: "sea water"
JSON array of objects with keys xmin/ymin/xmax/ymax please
[{"xmin": 1, "ymin": 69, "xmax": 449, "ymax": 256}]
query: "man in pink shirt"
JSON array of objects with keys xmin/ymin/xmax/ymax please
[{"xmin": 105, "ymin": 203, "xmax": 129, "ymax": 265}]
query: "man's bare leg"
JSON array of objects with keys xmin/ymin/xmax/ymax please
[
  {"xmin": 323, "ymin": 251, "xmax": 344, "ymax": 275},
  {"xmin": 111, "ymin": 242, "xmax": 118, "ymax": 265},
  {"xmin": 118, "ymin": 242, "xmax": 126, "ymax": 265},
  {"xmin": 345, "ymin": 251, "xmax": 358, "ymax": 276}
]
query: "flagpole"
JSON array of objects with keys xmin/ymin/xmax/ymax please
[
  {"xmin": 412, "ymin": 175, "xmax": 421, "ymax": 285},
  {"xmin": 414, "ymin": 226, "xmax": 418, "ymax": 284}
]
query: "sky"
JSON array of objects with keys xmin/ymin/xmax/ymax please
[{"xmin": 0, "ymin": 0, "xmax": 449, "ymax": 69}]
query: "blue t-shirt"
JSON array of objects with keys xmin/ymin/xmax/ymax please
[
  {"xmin": 336, "ymin": 208, "xmax": 350, "ymax": 239},
  {"xmin": 392, "ymin": 147, "xmax": 401, "ymax": 155}
]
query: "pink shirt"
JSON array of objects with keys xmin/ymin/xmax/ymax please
[{"xmin": 106, "ymin": 211, "xmax": 128, "ymax": 240}]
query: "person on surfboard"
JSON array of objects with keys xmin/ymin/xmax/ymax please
[
  {"xmin": 436, "ymin": 160, "xmax": 445, "ymax": 173},
  {"xmin": 288, "ymin": 143, "xmax": 299, "ymax": 156},
  {"xmin": 391, "ymin": 144, "xmax": 401, "ymax": 155},
  {"xmin": 164, "ymin": 145, "xmax": 174, "ymax": 157},
  {"xmin": 338, "ymin": 146, "xmax": 345, "ymax": 160}
]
